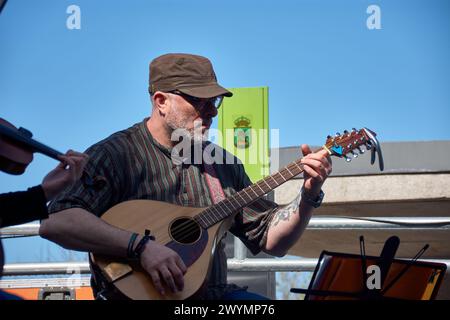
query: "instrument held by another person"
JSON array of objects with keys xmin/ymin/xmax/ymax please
[{"xmin": 0, "ymin": 117, "xmax": 105, "ymax": 189}]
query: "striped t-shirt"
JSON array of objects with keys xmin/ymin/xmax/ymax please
[{"xmin": 48, "ymin": 118, "xmax": 278, "ymax": 299}]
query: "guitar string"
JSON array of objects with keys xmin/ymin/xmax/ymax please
[
  {"xmin": 158, "ymin": 160, "xmax": 306, "ymax": 244},
  {"xmin": 153, "ymin": 141, "xmax": 366, "ymax": 244},
  {"xmin": 156, "ymin": 179, "xmax": 281, "ymax": 244},
  {"xmin": 158, "ymin": 162, "xmax": 303, "ymax": 244},
  {"xmin": 156, "ymin": 161, "xmax": 305, "ymax": 244},
  {"xmin": 163, "ymin": 145, "xmax": 369, "ymax": 244}
]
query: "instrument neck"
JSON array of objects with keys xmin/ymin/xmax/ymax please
[
  {"xmin": 0, "ymin": 123, "xmax": 62, "ymax": 161},
  {"xmin": 195, "ymin": 158, "xmax": 305, "ymax": 228},
  {"xmin": 195, "ymin": 146, "xmax": 327, "ymax": 228}
]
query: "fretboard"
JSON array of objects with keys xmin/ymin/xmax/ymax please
[
  {"xmin": 0, "ymin": 123, "xmax": 62, "ymax": 160},
  {"xmin": 195, "ymin": 158, "xmax": 306, "ymax": 229}
]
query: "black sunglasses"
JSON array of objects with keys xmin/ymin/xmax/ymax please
[{"xmin": 170, "ymin": 90, "xmax": 224, "ymax": 109}]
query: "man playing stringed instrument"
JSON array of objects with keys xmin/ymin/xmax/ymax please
[{"xmin": 39, "ymin": 53, "xmax": 332, "ymax": 300}]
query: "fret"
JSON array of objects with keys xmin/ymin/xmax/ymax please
[
  {"xmin": 276, "ymin": 172, "xmax": 287, "ymax": 182},
  {"xmin": 200, "ymin": 209, "xmax": 213, "ymax": 226},
  {"xmin": 208, "ymin": 206, "xmax": 222, "ymax": 223},
  {"xmin": 210, "ymin": 209, "xmax": 222, "ymax": 225},
  {"xmin": 282, "ymin": 167, "xmax": 297, "ymax": 180},
  {"xmin": 226, "ymin": 199, "xmax": 237, "ymax": 211},
  {"xmin": 263, "ymin": 179, "xmax": 272, "ymax": 190},
  {"xmin": 256, "ymin": 183, "xmax": 266, "ymax": 194},
  {"xmin": 195, "ymin": 157, "xmax": 314, "ymax": 229},
  {"xmin": 228, "ymin": 197, "xmax": 241, "ymax": 210},
  {"xmin": 242, "ymin": 188, "xmax": 254, "ymax": 202},
  {"xmin": 292, "ymin": 167, "xmax": 300, "ymax": 175},
  {"xmin": 203, "ymin": 214, "xmax": 211, "ymax": 228},
  {"xmin": 288, "ymin": 164, "xmax": 300, "ymax": 176},
  {"xmin": 282, "ymin": 169, "xmax": 293, "ymax": 180},
  {"xmin": 195, "ymin": 214, "xmax": 208, "ymax": 228},
  {"xmin": 235, "ymin": 192, "xmax": 247, "ymax": 206},
  {"xmin": 249, "ymin": 186, "xmax": 260, "ymax": 197},
  {"xmin": 272, "ymin": 174, "xmax": 282, "ymax": 185},
  {"xmin": 217, "ymin": 201, "xmax": 231, "ymax": 218},
  {"xmin": 270, "ymin": 175, "xmax": 278, "ymax": 186},
  {"xmin": 195, "ymin": 157, "xmax": 317, "ymax": 229},
  {"xmin": 293, "ymin": 162, "xmax": 304, "ymax": 172},
  {"xmin": 221, "ymin": 199, "xmax": 233, "ymax": 212},
  {"xmin": 215, "ymin": 206, "xmax": 226, "ymax": 223},
  {"xmin": 285, "ymin": 166, "xmax": 294, "ymax": 176}
]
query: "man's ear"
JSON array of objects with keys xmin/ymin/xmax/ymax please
[{"xmin": 152, "ymin": 91, "xmax": 171, "ymax": 116}]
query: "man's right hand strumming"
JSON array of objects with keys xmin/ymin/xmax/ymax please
[{"xmin": 138, "ymin": 241, "xmax": 187, "ymax": 295}]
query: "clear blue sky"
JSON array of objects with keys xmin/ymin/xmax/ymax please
[{"xmin": 1, "ymin": 0, "xmax": 449, "ymax": 264}]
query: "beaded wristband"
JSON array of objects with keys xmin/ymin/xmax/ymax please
[
  {"xmin": 127, "ymin": 233, "xmax": 139, "ymax": 259},
  {"xmin": 131, "ymin": 229, "xmax": 155, "ymax": 260}
]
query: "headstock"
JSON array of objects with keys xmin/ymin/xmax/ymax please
[{"xmin": 324, "ymin": 127, "xmax": 384, "ymax": 171}]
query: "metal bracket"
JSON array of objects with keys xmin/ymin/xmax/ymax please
[{"xmin": 363, "ymin": 127, "xmax": 384, "ymax": 171}]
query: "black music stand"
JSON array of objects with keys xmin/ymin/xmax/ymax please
[{"xmin": 291, "ymin": 236, "xmax": 447, "ymax": 300}]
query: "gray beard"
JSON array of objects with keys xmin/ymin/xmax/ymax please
[
  {"xmin": 170, "ymin": 127, "xmax": 207, "ymax": 145},
  {"xmin": 167, "ymin": 118, "xmax": 207, "ymax": 145}
]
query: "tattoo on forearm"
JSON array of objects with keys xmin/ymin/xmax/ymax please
[{"xmin": 270, "ymin": 192, "xmax": 301, "ymax": 227}]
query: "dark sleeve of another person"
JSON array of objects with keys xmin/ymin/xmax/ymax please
[{"xmin": 0, "ymin": 185, "xmax": 48, "ymax": 228}]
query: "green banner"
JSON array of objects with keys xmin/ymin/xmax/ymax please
[{"xmin": 218, "ymin": 87, "xmax": 269, "ymax": 182}]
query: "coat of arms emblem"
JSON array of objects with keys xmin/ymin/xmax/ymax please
[{"xmin": 233, "ymin": 116, "xmax": 251, "ymax": 149}]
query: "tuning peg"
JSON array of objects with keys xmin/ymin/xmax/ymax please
[
  {"xmin": 351, "ymin": 151, "xmax": 358, "ymax": 158},
  {"xmin": 327, "ymin": 135, "xmax": 333, "ymax": 140},
  {"xmin": 343, "ymin": 130, "xmax": 349, "ymax": 135},
  {"xmin": 352, "ymin": 128, "xmax": 357, "ymax": 132},
  {"xmin": 366, "ymin": 142, "xmax": 372, "ymax": 150},
  {"xmin": 345, "ymin": 156, "xmax": 352, "ymax": 162},
  {"xmin": 357, "ymin": 146, "xmax": 365, "ymax": 154},
  {"xmin": 335, "ymin": 132, "xmax": 341, "ymax": 137}
]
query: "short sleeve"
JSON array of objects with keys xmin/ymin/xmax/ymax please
[
  {"xmin": 47, "ymin": 143, "xmax": 123, "ymax": 217},
  {"xmin": 228, "ymin": 163, "xmax": 278, "ymax": 255}
]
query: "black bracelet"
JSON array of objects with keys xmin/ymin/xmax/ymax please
[
  {"xmin": 301, "ymin": 187, "xmax": 325, "ymax": 208},
  {"xmin": 127, "ymin": 233, "xmax": 139, "ymax": 259},
  {"xmin": 131, "ymin": 229, "xmax": 155, "ymax": 260}
]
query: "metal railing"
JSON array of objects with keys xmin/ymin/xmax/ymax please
[
  {"xmin": 2, "ymin": 216, "xmax": 450, "ymax": 275},
  {"xmin": 3, "ymin": 216, "xmax": 450, "ymax": 237}
]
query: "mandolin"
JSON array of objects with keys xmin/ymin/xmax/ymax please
[{"xmin": 90, "ymin": 128, "xmax": 384, "ymax": 300}]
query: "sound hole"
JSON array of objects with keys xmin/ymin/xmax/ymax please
[{"xmin": 169, "ymin": 217, "xmax": 201, "ymax": 244}]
